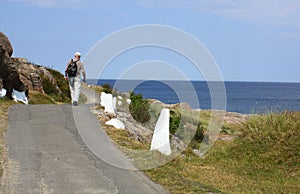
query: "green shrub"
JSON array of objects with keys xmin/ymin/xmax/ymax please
[
  {"xmin": 169, "ymin": 110, "xmax": 181, "ymax": 135},
  {"xmin": 45, "ymin": 68, "xmax": 71, "ymax": 103},
  {"xmin": 41, "ymin": 75, "xmax": 56, "ymax": 95},
  {"xmin": 193, "ymin": 122, "xmax": 205, "ymax": 142},
  {"xmin": 189, "ymin": 139, "xmax": 200, "ymax": 149},
  {"xmin": 129, "ymin": 91, "xmax": 151, "ymax": 123},
  {"xmin": 102, "ymin": 83, "xmax": 112, "ymax": 94}
]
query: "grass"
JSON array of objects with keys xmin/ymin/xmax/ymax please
[
  {"xmin": 99, "ymin": 109, "xmax": 300, "ymax": 193},
  {"xmin": 28, "ymin": 91, "xmax": 56, "ymax": 104},
  {"xmin": 0, "ymin": 98, "xmax": 17, "ymax": 178}
]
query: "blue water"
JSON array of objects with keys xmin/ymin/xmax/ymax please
[{"xmin": 89, "ymin": 79, "xmax": 300, "ymax": 114}]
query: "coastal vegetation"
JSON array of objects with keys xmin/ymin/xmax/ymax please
[
  {"xmin": 129, "ymin": 91, "xmax": 151, "ymax": 124},
  {"xmin": 44, "ymin": 67, "xmax": 71, "ymax": 103},
  {"xmin": 0, "ymin": 98, "xmax": 15, "ymax": 178},
  {"xmin": 91, "ymin": 83, "xmax": 114, "ymax": 95},
  {"xmin": 96, "ymin": 90, "xmax": 300, "ymax": 193},
  {"xmin": 26, "ymin": 67, "xmax": 71, "ymax": 104},
  {"xmin": 101, "ymin": 83, "xmax": 113, "ymax": 94},
  {"xmin": 1, "ymin": 79, "xmax": 299, "ymax": 193}
]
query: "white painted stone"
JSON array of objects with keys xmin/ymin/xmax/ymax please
[
  {"xmin": 0, "ymin": 88, "xmax": 6, "ymax": 98},
  {"xmin": 100, "ymin": 92, "xmax": 115, "ymax": 114},
  {"xmin": 150, "ymin": 108, "xmax": 171, "ymax": 155},
  {"xmin": 105, "ymin": 118, "xmax": 125, "ymax": 129},
  {"xmin": 113, "ymin": 97, "xmax": 117, "ymax": 109},
  {"xmin": 127, "ymin": 99, "xmax": 131, "ymax": 104},
  {"xmin": 118, "ymin": 101, "xmax": 122, "ymax": 106},
  {"xmin": 117, "ymin": 96, "xmax": 123, "ymax": 100},
  {"xmin": 12, "ymin": 89, "xmax": 28, "ymax": 104}
]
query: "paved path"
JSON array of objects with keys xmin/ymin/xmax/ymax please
[{"xmin": 1, "ymin": 87, "xmax": 166, "ymax": 193}]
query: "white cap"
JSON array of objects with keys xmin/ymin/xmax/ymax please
[{"xmin": 74, "ymin": 52, "xmax": 81, "ymax": 56}]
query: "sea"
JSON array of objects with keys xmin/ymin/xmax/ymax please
[{"xmin": 89, "ymin": 79, "xmax": 300, "ymax": 114}]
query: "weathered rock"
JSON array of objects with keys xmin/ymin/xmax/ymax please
[
  {"xmin": 0, "ymin": 44, "xmax": 26, "ymax": 99},
  {"xmin": 149, "ymin": 99, "xmax": 191, "ymax": 109},
  {"xmin": 16, "ymin": 61, "xmax": 60, "ymax": 94},
  {"xmin": 0, "ymin": 32, "xmax": 13, "ymax": 57},
  {"xmin": 93, "ymin": 106, "xmax": 188, "ymax": 151},
  {"xmin": 105, "ymin": 118, "xmax": 125, "ymax": 129},
  {"xmin": 0, "ymin": 44, "xmax": 10, "ymax": 65},
  {"xmin": 212, "ymin": 110, "xmax": 249, "ymax": 125},
  {"xmin": 16, "ymin": 61, "xmax": 43, "ymax": 92},
  {"xmin": 11, "ymin": 57, "xmax": 28, "ymax": 64},
  {"xmin": 0, "ymin": 32, "xmax": 62, "ymax": 99}
]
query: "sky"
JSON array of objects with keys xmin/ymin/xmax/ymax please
[{"xmin": 1, "ymin": 0, "xmax": 300, "ymax": 82}]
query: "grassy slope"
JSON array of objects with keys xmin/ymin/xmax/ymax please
[
  {"xmin": 0, "ymin": 98, "xmax": 16, "ymax": 178},
  {"xmin": 99, "ymin": 108, "xmax": 300, "ymax": 193}
]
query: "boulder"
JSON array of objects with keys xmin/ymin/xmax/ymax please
[
  {"xmin": 0, "ymin": 32, "xmax": 62, "ymax": 100},
  {"xmin": 16, "ymin": 61, "xmax": 59, "ymax": 94},
  {"xmin": 0, "ymin": 44, "xmax": 26, "ymax": 99},
  {"xmin": 105, "ymin": 118, "xmax": 125, "ymax": 129},
  {"xmin": 0, "ymin": 32, "xmax": 13, "ymax": 57}
]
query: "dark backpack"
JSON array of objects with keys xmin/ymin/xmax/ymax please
[{"xmin": 66, "ymin": 59, "xmax": 78, "ymax": 77}]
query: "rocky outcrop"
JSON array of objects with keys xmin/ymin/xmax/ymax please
[
  {"xmin": 211, "ymin": 110, "xmax": 250, "ymax": 125},
  {"xmin": 13, "ymin": 59, "xmax": 59, "ymax": 94},
  {"xmin": 0, "ymin": 32, "xmax": 13, "ymax": 57},
  {"xmin": 0, "ymin": 31, "xmax": 64, "ymax": 99},
  {"xmin": 0, "ymin": 44, "xmax": 25, "ymax": 99},
  {"xmin": 93, "ymin": 103, "xmax": 188, "ymax": 152},
  {"xmin": 149, "ymin": 99, "xmax": 192, "ymax": 109}
]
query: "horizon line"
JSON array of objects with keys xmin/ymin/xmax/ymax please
[{"xmin": 86, "ymin": 78, "xmax": 300, "ymax": 84}]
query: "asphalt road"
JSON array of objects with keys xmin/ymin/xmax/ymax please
[{"xmin": 1, "ymin": 87, "xmax": 167, "ymax": 193}]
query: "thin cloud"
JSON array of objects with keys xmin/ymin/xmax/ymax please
[
  {"xmin": 10, "ymin": 0, "xmax": 121, "ymax": 9},
  {"xmin": 10, "ymin": 0, "xmax": 300, "ymax": 28},
  {"xmin": 11, "ymin": 0, "xmax": 56, "ymax": 7},
  {"xmin": 135, "ymin": 0, "xmax": 300, "ymax": 29},
  {"xmin": 10, "ymin": 0, "xmax": 85, "ymax": 8},
  {"xmin": 220, "ymin": 1, "xmax": 300, "ymax": 28},
  {"xmin": 11, "ymin": 0, "xmax": 99, "ymax": 8}
]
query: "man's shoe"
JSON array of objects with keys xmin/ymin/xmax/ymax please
[{"xmin": 72, "ymin": 101, "xmax": 78, "ymax": 106}]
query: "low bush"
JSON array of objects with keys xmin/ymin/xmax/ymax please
[
  {"xmin": 193, "ymin": 122, "xmax": 205, "ymax": 142},
  {"xmin": 228, "ymin": 112, "xmax": 300, "ymax": 173},
  {"xmin": 45, "ymin": 68, "xmax": 71, "ymax": 103},
  {"xmin": 129, "ymin": 91, "xmax": 150, "ymax": 123},
  {"xmin": 41, "ymin": 75, "xmax": 56, "ymax": 94},
  {"xmin": 169, "ymin": 110, "xmax": 181, "ymax": 135},
  {"xmin": 101, "ymin": 83, "xmax": 112, "ymax": 94}
]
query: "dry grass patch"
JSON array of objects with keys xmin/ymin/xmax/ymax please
[{"xmin": 0, "ymin": 98, "xmax": 16, "ymax": 178}]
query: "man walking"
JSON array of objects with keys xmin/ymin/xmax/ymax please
[{"xmin": 65, "ymin": 52, "xmax": 86, "ymax": 106}]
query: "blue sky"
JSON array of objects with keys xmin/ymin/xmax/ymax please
[{"xmin": 1, "ymin": 0, "xmax": 300, "ymax": 82}]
